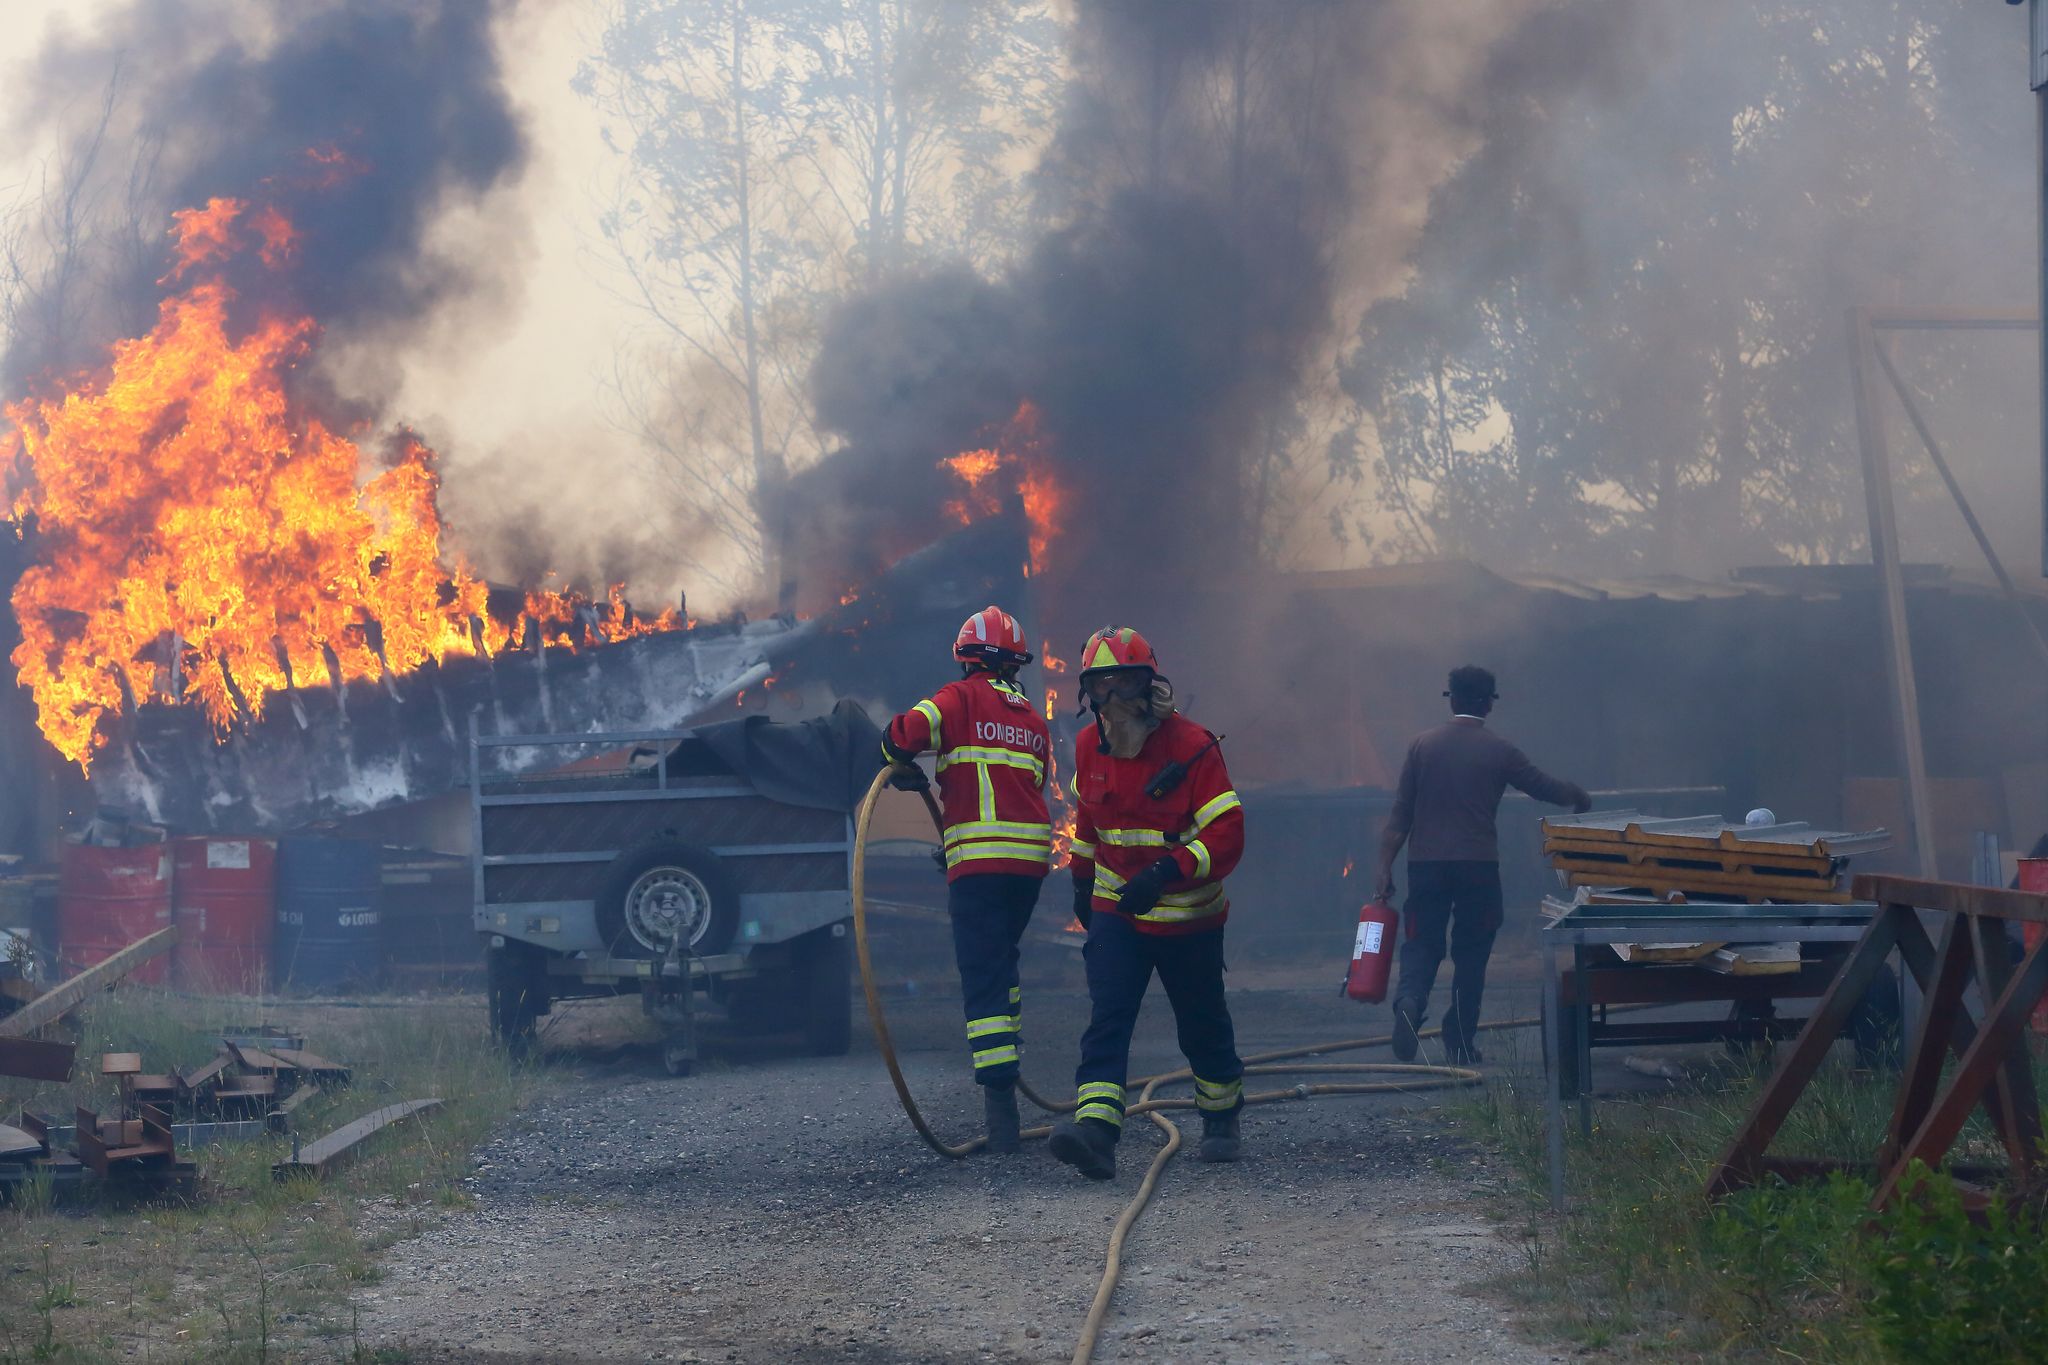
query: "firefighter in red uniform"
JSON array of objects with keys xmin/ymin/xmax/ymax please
[
  {"xmin": 1048, "ymin": 627, "xmax": 1246, "ymax": 1180},
  {"xmin": 882, "ymin": 606, "xmax": 1052, "ymax": 1153}
]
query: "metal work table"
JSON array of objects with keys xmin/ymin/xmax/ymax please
[{"xmin": 1540, "ymin": 898, "xmax": 1879, "ymax": 1209}]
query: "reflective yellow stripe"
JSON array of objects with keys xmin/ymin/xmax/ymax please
[
  {"xmin": 1137, "ymin": 904, "xmax": 1226, "ymax": 925},
  {"xmin": 1095, "ymin": 827, "xmax": 1172, "ymax": 848},
  {"xmin": 1077, "ymin": 1081, "xmax": 1123, "ymax": 1102},
  {"xmin": 913, "ymin": 699, "xmax": 943, "ymax": 747},
  {"xmin": 1089, "ymin": 866, "xmax": 1220, "ymax": 902},
  {"xmin": 978, "ymin": 760, "xmax": 996, "ymax": 821},
  {"xmin": 945, "ymin": 820, "xmax": 1055, "ymax": 845},
  {"xmin": 936, "ymin": 746, "xmax": 1046, "ymax": 778},
  {"xmin": 972, "ymin": 1045, "xmax": 1020, "ymax": 1069},
  {"xmin": 1069, "ymin": 839, "xmax": 1096, "ymax": 860},
  {"xmin": 1076, "ymin": 1101, "xmax": 1123, "ymax": 1126},
  {"xmin": 947, "ymin": 841, "xmax": 1055, "ymax": 869},
  {"xmin": 966, "ymin": 1015, "xmax": 1021, "ymax": 1040},
  {"xmin": 1008, "ymin": 985, "xmax": 1022, "ymax": 1006},
  {"xmin": 1190, "ymin": 790, "xmax": 1241, "ymax": 832},
  {"xmin": 1186, "ymin": 838, "xmax": 1212, "ymax": 880},
  {"xmin": 1194, "ymin": 1075, "xmax": 1242, "ymax": 1111}
]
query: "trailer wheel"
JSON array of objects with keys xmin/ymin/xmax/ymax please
[
  {"xmin": 488, "ymin": 941, "xmax": 549, "ymax": 1060},
  {"xmin": 796, "ymin": 922, "xmax": 853, "ymax": 1057},
  {"xmin": 596, "ymin": 840, "xmax": 738, "ymax": 959}
]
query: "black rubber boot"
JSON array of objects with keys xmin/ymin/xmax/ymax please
[
  {"xmin": 1391, "ymin": 998, "xmax": 1424, "ymax": 1063},
  {"xmin": 1048, "ymin": 1118, "xmax": 1118, "ymax": 1181},
  {"xmin": 1197, "ymin": 1107, "xmax": 1241, "ymax": 1163},
  {"xmin": 982, "ymin": 1084, "xmax": 1021, "ymax": 1155}
]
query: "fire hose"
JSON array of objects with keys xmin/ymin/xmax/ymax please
[{"xmin": 850, "ymin": 766, "xmax": 1545, "ymax": 1364}]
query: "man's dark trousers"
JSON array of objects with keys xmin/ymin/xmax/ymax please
[
  {"xmin": 948, "ymin": 873, "xmax": 1041, "ymax": 1087},
  {"xmin": 1072, "ymin": 911, "xmax": 1243, "ymax": 1137},
  {"xmin": 1394, "ymin": 860, "xmax": 1505, "ymax": 1053}
]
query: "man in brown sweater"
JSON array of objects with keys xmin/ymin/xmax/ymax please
[{"xmin": 1373, "ymin": 666, "xmax": 1590, "ymax": 1064}]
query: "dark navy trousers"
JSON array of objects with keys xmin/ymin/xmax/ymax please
[
  {"xmin": 1394, "ymin": 859, "xmax": 1505, "ymax": 1053},
  {"xmin": 948, "ymin": 873, "xmax": 1041, "ymax": 1087},
  {"xmin": 1071, "ymin": 912, "xmax": 1243, "ymax": 1137}
]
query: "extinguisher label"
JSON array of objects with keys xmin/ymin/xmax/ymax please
[
  {"xmin": 208, "ymin": 841, "xmax": 251, "ymax": 870},
  {"xmin": 1355, "ymin": 921, "xmax": 1384, "ymax": 957}
]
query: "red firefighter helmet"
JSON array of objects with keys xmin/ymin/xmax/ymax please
[
  {"xmin": 954, "ymin": 605, "xmax": 1033, "ymax": 667},
  {"xmin": 1077, "ymin": 626, "xmax": 1159, "ymax": 680}
]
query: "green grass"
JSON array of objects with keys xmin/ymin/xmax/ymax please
[
  {"xmin": 1450, "ymin": 1030, "xmax": 2047, "ymax": 1362},
  {"xmin": 0, "ymin": 989, "xmax": 532, "ymax": 1364}
]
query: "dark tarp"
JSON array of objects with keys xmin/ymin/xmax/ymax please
[{"xmin": 666, "ymin": 699, "xmax": 883, "ymax": 814}]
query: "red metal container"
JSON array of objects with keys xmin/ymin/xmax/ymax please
[
  {"xmin": 58, "ymin": 843, "xmax": 174, "ymax": 985},
  {"xmin": 1344, "ymin": 900, "xmax": 1401, "ymax": 1004},
  {"xmin": 171, "ymin": 836, "xmax": 277, "ymax": 994},
  {"xmin": 2019, "ymin": 858, "xmax": 2048, "ymax": 1035}
]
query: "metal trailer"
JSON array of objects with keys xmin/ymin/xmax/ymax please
[{"xmin": 469, "ymin": 721, "xmax": 855, "ymax": 1075}]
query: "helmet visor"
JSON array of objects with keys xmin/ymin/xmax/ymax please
[{"xmin": 1082, "ymin": 669, "xmax": 1153, "ymax": 707}]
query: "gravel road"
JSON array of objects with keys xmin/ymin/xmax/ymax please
[{"xmin": 355, "ymin": 939, "xmax": 1564, "ymax": 1365}]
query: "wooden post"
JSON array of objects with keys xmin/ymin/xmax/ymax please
[
  {"xmin": 1711, "ymin": 879, "xmax": 2048, "ymax": 1208},
  {"xmin": 1876, "ymin": 910, "xmax": 1974, "ymax": 1174},
  {"xmin": 0, "ymin": 927, "xmax": 178, "ymax": 1038},
  {"xmin": 1872, "ymin": 937, "xmax": 2048, "ymax": 1206},
  {"xmin": 1705, "ymin": 902, "xmax": 1905, "ymax": 1198},
  {"xmin": 1849, "ymin": 309, "xmax": 1937, "ymax": 877}
]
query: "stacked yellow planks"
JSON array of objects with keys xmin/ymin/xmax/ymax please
[
  {"xmin": 1542, "ymin": 812, "xmax": 1892, "ymax": 974},
  {"xmin": 1540, "ymin": 812, "xmax": 1891, "ymax": 905}
]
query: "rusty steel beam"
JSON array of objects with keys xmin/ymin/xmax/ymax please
[
  {"xmin": 272, "ymin": 1098, "xmax": 442, "ymax": 1181},
  {"xmin": 0, "ymin": 1037, "xmax": 75, "ymax": 1083}
]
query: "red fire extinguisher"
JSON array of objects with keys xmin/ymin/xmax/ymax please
[{"xmin": 1343, "ymin": 899, "xmax": 1400, "ymax": 1004}]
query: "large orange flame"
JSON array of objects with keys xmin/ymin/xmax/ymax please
[
  {"xmin": 3, "ymin": 197, "xmax": 677, "ymax": 768},
  {"xmin": 936, "ymin": 402, "xmax": 1067, "ymax": 576}
]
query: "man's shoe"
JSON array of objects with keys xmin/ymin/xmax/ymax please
[
  {"xmin": 1446, "ymin": 1042, "xmax": 1484, "ymax": 1066},
  {"xmin": 983, "ymin": 1084, "xmax": 1021, "ymax": 1155},
  {"xmin": 1197, "ymin": 1108, "xmax": 1241, "ymax": 1163},
  {"xmin": 1048, "ymin": 1118, "xmax": 1118, "ymax": 1181},
  {"xmin": 1391, "ymin": 998, "xmax": 1424, "ymax": 1063}
]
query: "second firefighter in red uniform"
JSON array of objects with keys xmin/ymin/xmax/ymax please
[
  {"xmin": 882, "ymin": 606, "xmax": 1052, "ymax": 1152},
  {"xmin": 1048, "ymin": 626, "xmax": 1247, "ymax": 1180}
]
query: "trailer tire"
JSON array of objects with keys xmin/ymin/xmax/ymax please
[
  {"xmin": 596, "ymin": 840, "xmax": 738, "ymax": 959},
  {"xmin": 796, "ymin": 922, "xmax": 853, "ymax": 1057},
  {"xmin": 488, "ymin": 941, "xmax": 549, "ymax": 1060}
]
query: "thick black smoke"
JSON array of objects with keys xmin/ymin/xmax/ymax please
[
  {"xmin": 787, "ymin": 0, "xmax": 1358, "ymax": 605},
  {"xmin": 4, "ymin": 0, "xmax": 527, "ymax": 392}
]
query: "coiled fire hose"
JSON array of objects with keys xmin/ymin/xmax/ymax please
[{"xmin": 851, "ymin": 766, "xmax": 1540, "ymax": 1364}]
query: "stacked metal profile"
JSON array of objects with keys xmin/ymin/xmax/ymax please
[{"xmin": 1540, "ymin": 812, "xmax": 1892, "ymax": 973}]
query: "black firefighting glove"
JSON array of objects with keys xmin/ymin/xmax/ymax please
[
  {"xmin": 888, "ymin": 764, "xmax": 930, "ymax": 793},
  {"xmin": 1114, "ymin": 856, "xmax": 1181, "ymax": 919},
  {"xmin": 1071, "ymin": 877, "xmax": 1094, "ymax": 930},
  {"xmin": 880, "ymin": 739, "xmax": 930, "ymax": 792}
]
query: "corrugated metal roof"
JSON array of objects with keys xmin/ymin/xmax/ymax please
[{"xmin": 1284, "ymin": 559, "xmax": 2048, "ymax": 605}]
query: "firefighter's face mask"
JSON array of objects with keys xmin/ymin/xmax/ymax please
[{"xmin": 1085, "ymin": 670, "xmax": 1173, "ymax": 758}]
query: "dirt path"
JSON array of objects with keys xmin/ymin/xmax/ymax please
[{"xmin": 355, "ymin": 975, "xmax": 1562, "ymax": 1364}]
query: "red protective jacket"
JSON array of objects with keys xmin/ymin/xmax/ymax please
[
  {"xmin": 886, "ymin": 674, "xmax": 1052, "ymax": 882},
  {"xmin": 1070, "ymin": 712, "xmax": 1244, "ymax": 935}
]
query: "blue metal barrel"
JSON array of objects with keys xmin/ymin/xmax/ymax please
[{"xmin": 273, "ymin": 837, "xmax": 381, "ymax": 992}]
